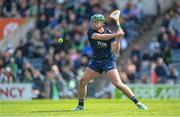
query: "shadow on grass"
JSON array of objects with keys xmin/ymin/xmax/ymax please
[{"xmin": 31, "ymin": 109, "xmax": 73, "ymax": 113}]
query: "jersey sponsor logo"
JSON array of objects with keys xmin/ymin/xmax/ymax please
[{"xmin": 97, "ymin": 41, "xmax": 107, "ymax": 48}]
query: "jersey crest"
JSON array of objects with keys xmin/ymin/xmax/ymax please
[{"xmin": 97, "ymin": 41, "xmax": 108, "ymax": 48}]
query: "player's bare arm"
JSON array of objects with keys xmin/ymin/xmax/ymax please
[
  {"xmin": 111, "ymin": 29, "xmax": 125, "ymax": 53},
  {"xmin": 111, "ymin": 39, "xmax": 120, "ymax": 53}
]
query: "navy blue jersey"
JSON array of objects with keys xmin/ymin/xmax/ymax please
[{"xmin": 87, "ymin": 28, "xmax": 116, "ymax": 61}]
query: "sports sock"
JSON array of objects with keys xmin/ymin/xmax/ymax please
[
  {"xmin": 131, "ymin": 96, "xmax": 139, "ymax": 104},
  {"xmin": 78, "ymin": 98, "xmax": 84, "ymax": 107}
]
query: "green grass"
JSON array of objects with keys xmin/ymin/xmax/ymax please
[{"xmin": 0, "ymin": 99, "xmax": 180, "ymax": 117}]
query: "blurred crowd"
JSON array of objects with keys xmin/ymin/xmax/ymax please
[
  {"xmin": 118, "ymin": 1, "xmax": 180, "ymax": 85},
  {"xmin": 0, "ymin": 0, "xmax": 179, "ymax": 98}
]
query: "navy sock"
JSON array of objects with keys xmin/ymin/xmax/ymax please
[
  {"xmin": 131, "ymin": 96, "xmax": 139, "ymax": 104},
  {"xmin": 78, "ymin": 98, "xmax": 84, "ymax": 107}
]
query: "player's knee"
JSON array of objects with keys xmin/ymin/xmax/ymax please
[{"xmin": 80, "ymin": 78, "xmax": 88, "ymax": 85}]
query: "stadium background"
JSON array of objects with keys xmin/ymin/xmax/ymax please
[{"xmin": 0, "ymin": 0, "xmax": 180, "ymax": 101}]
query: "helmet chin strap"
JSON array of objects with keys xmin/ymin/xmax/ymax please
[
  {"xmin": 91, "ymin": 22, "xmax": 104, "ymax": 31},
  {"xmin": 97, "ymin": 25, "xmax": 103, "ymax": 30},
  {"xmin": 96, "ymin": 25, "xmax": 105, "ymax": 33},
  {"xmin": 96, "ymin": 22, "xmax": 104, "ymax": 29}
]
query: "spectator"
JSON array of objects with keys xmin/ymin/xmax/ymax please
[
  {"xmin": 154, "ymin": 58, "xmax": 168, "ymax": 83},
  {"xmin": 157, "ymin": 26, "xmax": 167, "ymax": 43},
  {"xmin": 167, "ymin": 66, "xmax": 178, "ymax": 85},
  {"xmin": 162, "ymin": 46, "xmax": 172, "ymax": 65},
  {"xmin": 4, "ymin": 67, "xmax": 14, "ymax": 83},
  {"xmin": 0, "ymin": 68, "xmax": 7, "ymax": 83},
  {"xmin": 126, "ymin": 60, "xmax": 137, "ymax": 83},
  {"xmin": 7, "ymin": 58, "xmax": 18, "ymax": 81},
  {"xmin": 160, "ymin": 33, "xmax": 171, "ymax": 51},
  {"xmin": 71, "ymin": 33, "xmax": 84, "ymax": 52},
  {"xmin": 149, "ymin": 37, "xmax": 160, "ymax": 55},
  {"xmin": 36, "ymin": 14, "xmax": 49, "ymax": 31},
  {"xmin": 168, "ymin": 9, "xmax": 180, "ymax": 36},
  {"xmin": 142, "ymin": 49, "xmax": 151, "ymax": 62},
  {"xmin": 161, "ymin": 13, "xmax": 171, "ymax": 28},
  {"xmin": 32, "ymin": 69, "xmax": 44, "ymax": 98},
  {"xmin": 82, "ymin": 40, "xmax": 93, "ymax": 57},
  {"xmin": 131, "ymin": 45, "xmax": 141, "ymax": 59},
  {"xmin": 131, "ymin": 55, "xmax": 141, "ymax": 72},
  {"xmin": 152, "ymin": 47, "xmax": 163, "ymax": 61}
]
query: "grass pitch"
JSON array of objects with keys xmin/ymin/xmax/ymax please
[{"xmin": 0, "ymin": 99, "xmax": 180, "ymax": 117}]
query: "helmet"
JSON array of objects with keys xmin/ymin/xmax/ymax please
[{"xmin": 90, "ymin": 14, "xmax": 105, "ymax": 23}]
